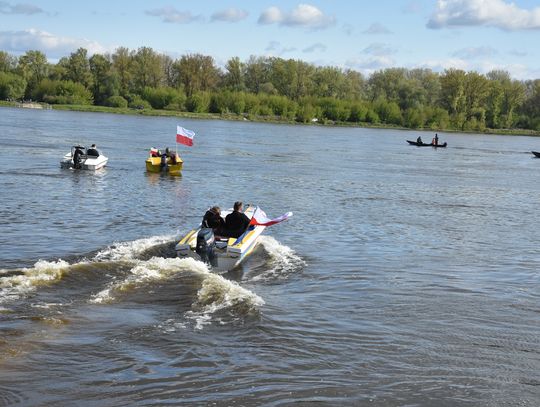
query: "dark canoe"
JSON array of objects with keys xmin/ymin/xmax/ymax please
[
  {"xmin": 406, "ymin": 140, "xmax": 447, "ymax": 148},
  {"xmin": 532, "ymin": 151, "xmax": 540, "ymax": 158}
]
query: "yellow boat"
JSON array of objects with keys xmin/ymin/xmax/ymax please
[{"xmin": 145, "ymin": 154, "xmax": 183, "ymax": 176}]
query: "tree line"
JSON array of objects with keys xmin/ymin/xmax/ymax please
[{"xmin": 1, "ymin": 47, "xmax": 539, "ymax": 131}]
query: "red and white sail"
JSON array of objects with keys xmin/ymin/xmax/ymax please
[{"xmin": 249, "ymin": 207, "xmax": 293, "ymax": 226}]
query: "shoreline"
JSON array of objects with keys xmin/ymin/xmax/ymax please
[{"xmin": 1, "ymin": 101, "xmax": 538, "ymax": 137}]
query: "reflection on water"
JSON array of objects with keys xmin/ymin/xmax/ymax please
[{"xmin": 0, "ymin": 107, "xmax": 539, "ymax": 406}]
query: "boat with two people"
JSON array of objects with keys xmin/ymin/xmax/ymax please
[
  {"xmin": 60, "ymin": 144, "xmax": 108, "ymax": 170},
  {"xmin": 145, "ymin": 125, "xmax": 195, "ymax": 176},
  {"xmin": 407, "ymin": 134, "xmax": 447, "ymax": 148},
  {"xmin": 175, "ymin": 204, "xmax": 292, "ymax": 272}
]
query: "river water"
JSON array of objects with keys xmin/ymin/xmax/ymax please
[{"xmin": 0, "ymin": 107, "xmax": 539, "ymax": 406}]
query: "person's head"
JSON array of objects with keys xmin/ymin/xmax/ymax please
[
  {"xmin": 91, "ymin": 144, "xmax": 96, "ymax": 148},
  {"xmin": 211, "ymin": 206, "xmax": 221, "ymax": 215},
  {"xmin": 165, "ymin": 147, "xmax": 170, "ymax": 153},
  {"xmin": 234, "ymin": 201, "xmax": 243, "ymax": 212}
]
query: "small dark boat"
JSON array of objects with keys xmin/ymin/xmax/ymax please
[
  {"xmin": 406, "ymin": 140, "xmax": 447, "ymax": 148},
  {"xmin": 532, "ymin": 151, "xmax": 540, "ymax": 158}
]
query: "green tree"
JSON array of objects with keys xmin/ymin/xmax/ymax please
[
  {"xmin": 112, "ymin": 47, "xmax": 132, "ymax": 95},
  {"xmin": 0, "ymin": 51, "xmax": 17, "ymax": 72},
  {"xmin": 65, "ymin": 48, "xmax": 93, "ymax": 89},
  {"xmin": 17, "ymin": 50, "xmax": 49, "ymax": 98},
  {"xmin": 0, "ymin": 71, "xmax": 26, "ymax": 100}
]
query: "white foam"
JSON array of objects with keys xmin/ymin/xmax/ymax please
[
  {"xmin": 0, "ymin": 259, "xmax": 70, "ymax": 303},
  {"xmin": 90, "ymin": 257, "xmax": 200, "ymax": 304},
  {"xmin": 251, "ymin": 236, "xmax": 305, "ymax": 282},
  {"xmin": 90, "ymin": 256, "xmax": 264, "ymax": 330},
  {"xmin": 93, "ymin": 234, "xmax": 175, "ymax": 262}
]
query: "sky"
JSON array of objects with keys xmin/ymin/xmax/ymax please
[{"xmin": 0, "ymin": 0, "xmax": 539, "ymax": 79}]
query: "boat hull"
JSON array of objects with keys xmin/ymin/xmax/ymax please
[
  {"xmin": 146, "ymin": 156, "xmax": 183, "ymax": 175},
  {"xmin": 406, "ymin": 140, "xmax": 447, "ymax": 147},
  {"xmin": 60, "ymin": 153, "xmax": 108, "ymax": 170},
  {"xmin": 532, "ymin": 151, "xmax": 540, "ymax": 158}
]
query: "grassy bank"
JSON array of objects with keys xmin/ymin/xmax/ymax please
[{"xmin": 2, "ymin": 102, "xmax": 539, "ymax": 137}]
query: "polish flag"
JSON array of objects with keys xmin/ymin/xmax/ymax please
[
  {"xmin": 176, "ymin": 126, "xmax": 195, "ymax": 146},
  {"xmin": 249, "ymin": 207, "xmax": 293, "ymax": 226}
]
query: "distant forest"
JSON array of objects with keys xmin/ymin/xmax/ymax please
[{"xmin": 1, "ymin": 47, "xmax": 539, "ymax": 131}]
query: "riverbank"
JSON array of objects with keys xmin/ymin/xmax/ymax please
[{"xmin": 1, "ymin": 101, "xmax": 538, "ymax": 137}]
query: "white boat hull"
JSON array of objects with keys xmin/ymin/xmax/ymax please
[{"xmin": 61, "ymin": 152, "xmax": 108, "ymax": 170}]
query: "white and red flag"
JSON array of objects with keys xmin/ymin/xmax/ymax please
[
  {"xmin": 176, "ymin": 125, "xmax": 195, "ymax": 146},
  {"xmin": 249, "ymin": 207, "xmax": 293, "ymax": 226}
]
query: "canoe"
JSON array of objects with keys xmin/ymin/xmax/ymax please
[
  {"xmin": 407, "ymin": 140, "xmax": 447, "ymax": 148},
  {"xmin": 532, "ymin": 151, "xmax": 540, "ymax": 158}
]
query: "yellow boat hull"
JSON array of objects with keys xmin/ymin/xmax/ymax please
[{"xmin": 145, "ymin": 156, "xmax": 183, "ymax": 175}]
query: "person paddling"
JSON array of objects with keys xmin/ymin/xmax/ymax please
[
  {"xmin": 417, "ymin": 136, "xmax": 423, "ymax": 144},
  {"xmin": 433, "ymin": 133, "xmax": 439, "ymax": 146}
]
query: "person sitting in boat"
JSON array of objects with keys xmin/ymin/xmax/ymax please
[
  {"xmin": 87, "ymin": 144, "xmax": 100, "ymax": 157},
  {"xmin": 417, "ymin": 136, "xmax": 423, "ymax": 144},
  {"xmin": 150, "ymin": 147, "xmax": 159, "ymax": 157},
  {"xmin": 202, "ymin": 206, "xmax": 225, "ymax": 234},
  {"xmin": 224, "ymin": 201, "xmax": 251, "ymax": 238},
  {"xmin": 434, "ymin": 133, "xmax": 439, "ymax": 146},
  {"xmin": 165, "ymin": 147, "xmax": 178, "ymax": 164}
]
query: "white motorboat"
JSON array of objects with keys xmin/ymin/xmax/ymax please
[
  {"xmin": 175, "ymin": 205, "xmax": 292, "ymax": 272},
  {"xmin": 60, "ymin": 145, "xmax": 108, "ymax": 170}
]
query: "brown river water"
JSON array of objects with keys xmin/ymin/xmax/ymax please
[{"xmin": 0, "ymin": 107, "xmax": 539, "ymax": 406}]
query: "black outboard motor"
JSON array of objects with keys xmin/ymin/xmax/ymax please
[{"xmin": 196, "ymin": 228, "xmax": 217, "ymax": 266}]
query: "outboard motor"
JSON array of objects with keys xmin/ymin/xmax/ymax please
[{"xmin": 196, "ymin": 228, "xmax": 217, "ymax": 266}]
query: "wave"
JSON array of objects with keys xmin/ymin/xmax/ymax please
[
  {"xmin": 90, "ymin": 256, "xmax": 264, "ymax": 330},
  {"xmin": 93, "ymin": 234, "xmax": 176, "ymax": 262},
  {"xmin": 249, "ymin": 236, "xmax": 305, "ymax": 282},
  {"xmin": 0, "ymin": 259, "xmax": 70, "ymax": 303},
  {"xmin": 90, "ymin": 257, "xmax": 206, "ymax": 304}
]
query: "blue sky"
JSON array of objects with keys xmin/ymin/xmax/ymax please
[{"xmin": 1, "ymin": 0, "xmax": 539, "ymax": 79}]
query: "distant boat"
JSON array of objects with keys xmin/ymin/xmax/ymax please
[
  {"xmin": 532, "ymin": 151, "xmax": 540, "ymax": 158},
  {"xmin": 406, "ymin": 140, "xmax": 447, "ymax": 148}
]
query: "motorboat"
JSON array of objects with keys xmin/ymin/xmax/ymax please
[
  {"xmin": 176, "ymin": 205, "xmax": 263, "ymax": 272},
  {"xmin": 175, "ymin": 205, "xmax": 292, "ymax": 272},
  {"xmin": 60, "ymin": 145, "xmax": 108, "ymax": 170},
  {"xmin": 146, "ymin": 148, "xmax": 183, "ymax": 176}
]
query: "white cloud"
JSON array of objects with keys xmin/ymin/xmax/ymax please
[
  {"xmin": 362, "ymin": 43, "xmax": 397, "ymax": 56},
  {"xmin": 258, "ymin": 4, "xmax": 335, "ymax": 29},
  {"xmin": 0, "ymin": 28, "xmax": 111, "ymax": 58},
  {"xmin": 362, "ymin": 22, "xmax": 392, "ymax": 34},
  {"xmin": 452, "ymin": 46, "xmax": 498, "ymax": 59},
  {"xmin": 265, "ymin": 41, "xmax": 296, "ymax": 55},
  {"xmin": 428, "ymin": 0, "xmax": 540, "ymax": 30},
  {"xmin": 0, "ymin": 1, "xmax": 43, "ymax": 15},
  {"xmin": 508, "ymin": 49, "xmax": 527, "ymax": 57},
  {"xmin": 303, "ymin": 43, "xmax": 326, "ymax": 53},
  {"xmin": 416, "ymin": 58, "xmax": 469, "ymax": 72},
  {"xmin": 345, "ymin": 55, "xmax": 395, "ymax": 75},
  {"xmin": 145, "ymin": 7, "xmax": 202, "ymax": 24},
  {"xmin": 211, "ymin": 8, "xmax": 248, "ymax": 22}
]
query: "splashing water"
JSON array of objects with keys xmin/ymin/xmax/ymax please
[
  {"xmin": 93, "ymin": 234, "xmax": 176, "ymax": 262},
  {"xmin": 250, "ymin": 236, "xmax": 305, "ymax": 282},
  {"xmin": 0, "ymin": 260, "xmax": 70, "ymax": 303}
]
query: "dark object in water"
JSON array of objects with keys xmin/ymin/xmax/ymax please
[
  {"xmin": 406, "ymin": 140, "xmax": 447, "ymax": 148},
  {"xmin": 531, "ymin": 151, "xmax": 540, "ymax": 158}
]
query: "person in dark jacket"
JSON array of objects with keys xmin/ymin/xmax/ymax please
[
  {"xmin": 202, "ymin": 206, "xmax": 225, "ymax": 234},
  {"xmin": 224, "ymin": 201, "xmax": 251, "ymax": 238},
  {"xmin": 87, "ymin": 144, "xmax": 100, "ymax": 157}
]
